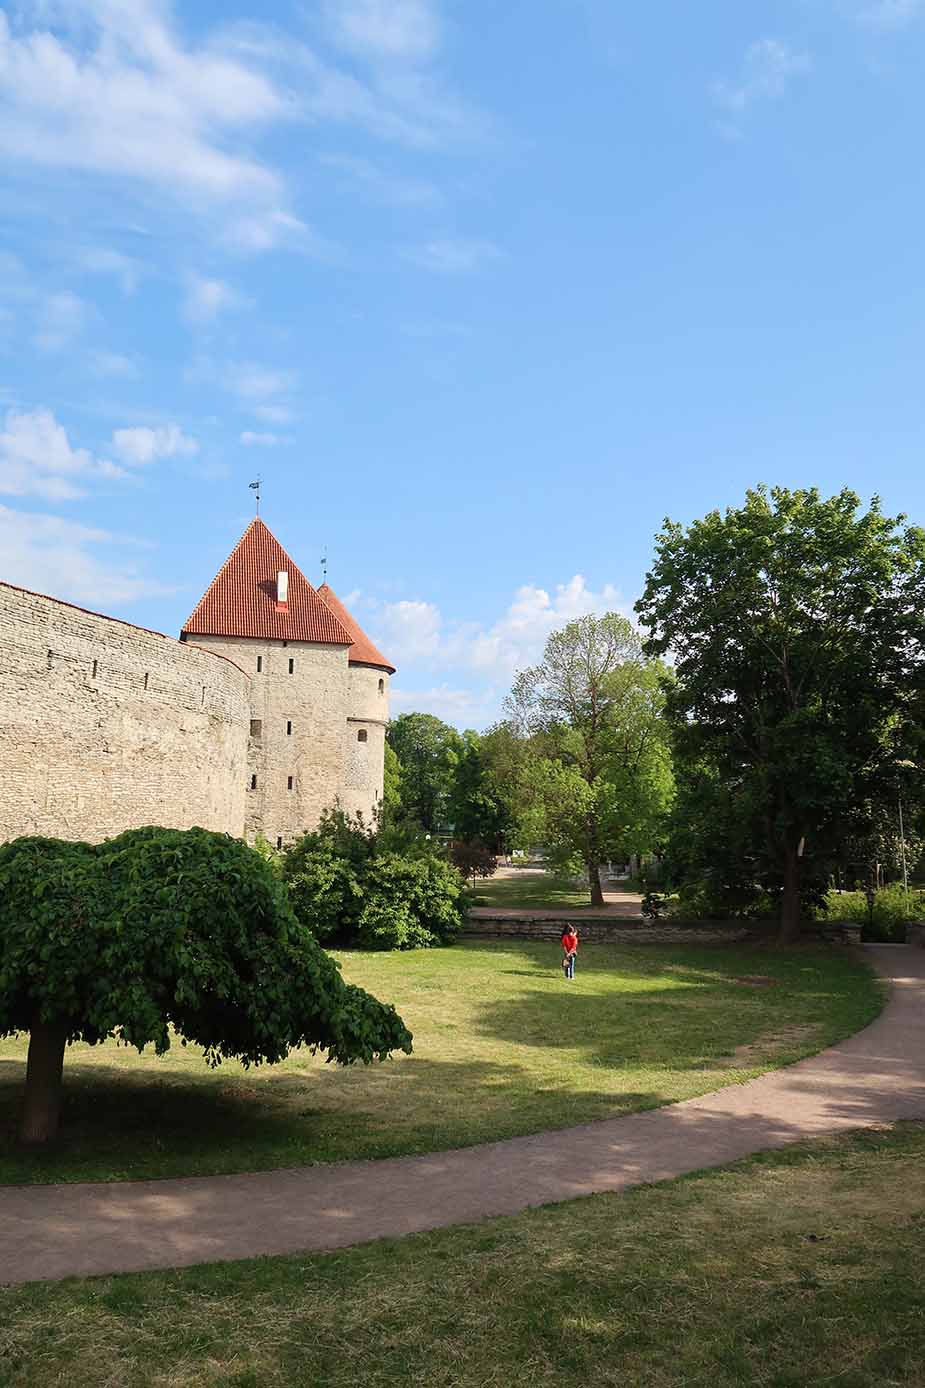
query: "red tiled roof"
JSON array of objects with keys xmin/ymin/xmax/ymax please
[
  {"xmin": 318, "ymin": 582, "xmax": 396, "ymax": 674},
  {"xmin": 182, "ymin": 519, "xmax": 353, "ymax": 646}
]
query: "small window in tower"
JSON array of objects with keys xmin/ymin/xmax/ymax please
[
  {"xmin": 250, "ymin": 719, "xmax": 262, "ymax": 740},
  {"xmin": 288, "ymin": 658, "xmax": 294, "ymax": 674},
  {"xmin": 276, "ymin": 836, "xmax": 282, "ymax": 850},
  {"xmin": 144, "ymin": 672, "xmax": 149, "ymax": 691},
  {"xmin": 250, "ymin": 774, "xmax": 257, "ymax": 790},
  {"xmin": 287, "ymin": 775, "xmax": 294, "ymax": 790},
  {"xmin": 357, "ymin": 729, "xmax": 368, "ymax": 743},
  {"xmin": 91, "ymin": 659, "xmax": 98, "ymax": 680},
  {"xmin": 378, "ymin": 678, "xmax": 385, "ymax": 694},
  {"xmin": 286, "ymin": 720, "xmax": 292, "ymax": 735},
  {"xmin": 256, "ymin": 656, "xmax": 263, "ymax": 673}
]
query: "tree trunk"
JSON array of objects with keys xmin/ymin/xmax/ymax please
[
  {"xmin": 20, "ymin": 1017, "xmax": 68, "ymax": 1145},
  {"xmin": 778, "ymin": 845, "xmax": 802, "ymax": 945},
  {"xmin": 587, "ymin": 856, "xmax": 605, "ymax": 908}
]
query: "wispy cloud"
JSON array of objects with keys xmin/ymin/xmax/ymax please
[
  {"xmin": 0, "ymin": 2, "xmax": 298, "ymax": 235},
  {"xmin": 712, "ymin": 38, "xmax": 811, "ymax": 116},
  {"xmin": 240, "ymin": 430, "xmax": 293, "ymax": 447},
  {"xmin": 860, "ymin": 0, "xmax": 923, "ymax": 24},
  {"xmin": 182, "ymin": 274, "xmax": 248, "ymax": 324},
  {"xmin": 186, "ymin": 357, "xmax": 299, "ymax": 421},
  {"xmin": 80, "ymin": 247, "xmax": 143, "ymax": 295},
  {"xmin": 320, "ymin": 152, "xmax": 441, "ymax": 206},
  {"xmin": 111, "ymin": 425, "xmax": 199, "ymax": 466},
  {"xmin": 0, "ymin": 503, "xmax": 172, "ymax": 605},
  {"xmin": 322, "ymin": 0, "xmax": 441, "ymax": 62},
  {"xmin": 404, "ymin": 237, "xmax": 501, "ymax": 274},
  {"xmin": 33, "ymin": 291, "xmax": 88, "ymax": 352},
  {"xmin": 0, "ymin": 406, "xmax": 125, "ymax": 501},
  {"xmin": 88, "ymin": 350, "xmax": 139, "ymax": 379}
]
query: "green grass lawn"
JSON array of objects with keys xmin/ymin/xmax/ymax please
[
  {"xmin": 0, "ymin": 942, "xmax": 882, "ymax": 1186},
  {"xmin": 2, "ymin": 1122, "xmax": 922, "ymax": 1387},
  {"xmin": 469, "ymin": 871, "xmax": 608, "ymax": 908}
]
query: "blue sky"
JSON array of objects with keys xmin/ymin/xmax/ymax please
[{"xmin": 2, "ymin": 0, "xmax": 924, "ymax": 728}]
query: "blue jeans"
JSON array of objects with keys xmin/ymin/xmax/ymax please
[{"xmin": 565, "ymin": 954, "xmax": 576, "ymax": 978}]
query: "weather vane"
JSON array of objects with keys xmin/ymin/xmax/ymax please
[
  {"xmin": 248, "ymin": 478, "xmax": 261, "ymax": 514},
  {"xmin": 320, "ymin": 547, "xmax": 328, "ymax": 583}
]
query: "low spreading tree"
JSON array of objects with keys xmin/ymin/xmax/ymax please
[{"xmin": 0, "ymin": 827, "xmax": 412, "ymax": 1145}]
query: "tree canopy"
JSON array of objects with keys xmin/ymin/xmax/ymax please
[
  {"xmin": 0, "ymin": 826, "xmax": 412, "ymax": 1144},
  {"xmin": 636, "ymin": 486, "xmax": 925, "ymax": 940},
  {"xmin": 505, "ymin": 612, "xmax": 674, "ymax": 904},
  {"xmin": 386, "ymin": 713, "xmax": 464, "ymax": 832}
]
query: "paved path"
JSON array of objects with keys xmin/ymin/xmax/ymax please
[{"xmin": 2, "ymin": 946, "xmax": 923, "ymax": 1286}]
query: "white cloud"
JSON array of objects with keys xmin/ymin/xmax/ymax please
[
  {"xmin": 240, "ymin": 430, "xmax": 293, "ymax": 447},
  {"xmin": 0, "ymin": 503, "xmax": 171, "ymax": 605},
  {"xmin": 228, "ymin": 362, "xmax": 298, "ymax": 400},
  {"xmin": 111, "ymin": 424, "xmax": 198, "ymax": 466},
  {"xmin": 404, "ymin": 237, "xmax": 501, "ymax": 273},
  {"xmin": 33, "ymin": 290, "xmax": 88, "ymax": 352},
  {"xmin": 713, "ymin": 38, "xmax": 811, "ymax": 114},
  {"xmin": 0, "ymin": 2, "xmax": 296, "ymax": 227},
  {"xmin": 183, "ymin": 274, "xmax": 247, "ymax": 324},
  {"xmin": 185, "ymin": 357, "xmax": 298, "ymax": 419},
  {"xmin": 375, "ymin": 575, "xmax": 629, "ymax": 680},
  {"xmin": 323, "ymin": 0, "xmax": 441, "ymax": 62},
  {"xmin": 0, "ymin": 407, "xmax": 125, "ymax": 500}
]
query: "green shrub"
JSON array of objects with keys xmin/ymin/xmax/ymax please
[
  {"xmin": 281, "ymin": 810, "xmax": 465, "ymax": 950},
  {"xmin": 821, "ymin": 883, "xmax": 925, "ymax": 942}
]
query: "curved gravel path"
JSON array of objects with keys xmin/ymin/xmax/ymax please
[{"xmin": 2, "ymin": 945, "xmax": 922, "ymax": 1286}]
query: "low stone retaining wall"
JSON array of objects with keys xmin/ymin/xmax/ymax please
[{"xmin": 462, "ymin": 916, "xmax": 863, "ymax": 947}]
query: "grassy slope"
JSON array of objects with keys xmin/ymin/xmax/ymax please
[
  {"xmin": 2, "ymin": 1123, "xmax": 923, "ymax": 1387},
  {"xmin": 0, "ymin": 942, "xmax": 882, "ymax": 1185}
]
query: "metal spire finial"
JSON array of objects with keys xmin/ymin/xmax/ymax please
[{"xmin": 248, "ymin": 478, "xmax": 261, "ymax": 514}]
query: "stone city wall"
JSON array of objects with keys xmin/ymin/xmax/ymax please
[{"xmin": 0, "ymin": 582, "xmax": 250, "ymax": 845}]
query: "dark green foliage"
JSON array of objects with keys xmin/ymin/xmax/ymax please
[
  {"xmin": 281, "ymin": 810, "xmax": 465, "ymax": 950},
  {"xmin": 386, "ymin": 712, "xmax": 464, "ymax": 832},
  {"xmin": 637, "ymin": 486, "xmax": 925, "ymax": 941},
  {"xmin": 0, "ymin": 827, "xmax": 412, "ymax": 1067}
]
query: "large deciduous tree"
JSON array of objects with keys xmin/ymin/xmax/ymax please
[
  {"xmin": 386, "ymin": 713, "xmax": 464, "ymax": 832},
  {"xmin": 636, "ymin": 486, "xmax": 925, "ymax": 942},
  {"xmin": 506, "ymin": 613, "xmax": 673, "ymax": 906},
  {"xmin": 0, "ymin": 827, "xmax": 412, "ymax": 1145}
]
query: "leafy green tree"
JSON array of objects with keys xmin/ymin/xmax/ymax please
[
  {"xmin": 386, "ymin": 713, "xmax": 464, "ymax": 832},
  {"xmin": 281, "ymin": 810, "xmax": 465, "ymax": 950},
  {"xmin": 0, "ymin": 827, "xmax": 412, "ymax": 1145},
  {"xmin": 636, "ymin": 487, "xmax": 925, "ymax": 942},
  {"xmin": 449, "ymin": 730, "xmax": 515, "ymax": 850},
  {"xmin": 381, "ymin": 741, "xmax": 404, "ymax": 826},
  {"xmin": 506, "ymin": 614, "xmax": 674, "ymax": 905}
]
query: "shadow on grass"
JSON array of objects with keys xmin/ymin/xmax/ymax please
[{"xmin": 0, "ymin": 1051, "xmax": 662, "ymax": 1186}]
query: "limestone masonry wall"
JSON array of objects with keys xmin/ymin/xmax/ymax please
[
  {"xmin": 343, "ymin": 664, "xmax": 389, "ymax": 824},
  {"xmin": 188, "ymin": 635, "xmax": 350, "ymax": 847},
  {"xmin": 0, "ymin": 583, "xmax": 250, "ymax": 844}
]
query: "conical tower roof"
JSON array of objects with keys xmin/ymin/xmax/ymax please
[
  {"xmin": 318, "ymin": 582, "xmax": 396, "ymax": 674},
  {"xmin": 182, "ymin": 518, "xmax": 353, "ymax": 646}
]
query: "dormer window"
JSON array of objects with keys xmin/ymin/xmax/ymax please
[{"xmin": 277, "ymin": 570, "xmax": 289, "ymax": 605}]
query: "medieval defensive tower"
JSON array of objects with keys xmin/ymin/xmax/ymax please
[{"xmin": 180, "ymin": 518, "xmax": 395, "ymax": 848}]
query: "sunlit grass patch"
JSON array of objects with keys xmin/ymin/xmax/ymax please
[{"xmin": 0, "ymin": 941, "xmax": 883, "ymax": 1185}]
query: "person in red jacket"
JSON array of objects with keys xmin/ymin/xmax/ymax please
[{"xmin": 560, "ymin": 926, "xmax": 578, "ymax": 980}]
